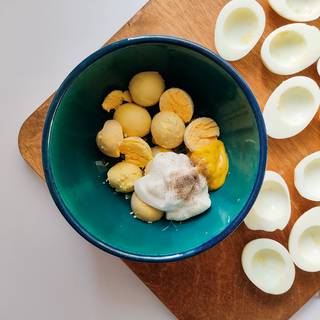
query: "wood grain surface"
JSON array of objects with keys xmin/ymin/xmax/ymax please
[{"xmin": 18, "ymin": 0, "xmax": 320, "ymax": 319}]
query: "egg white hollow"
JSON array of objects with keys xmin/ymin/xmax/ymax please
[
  {"xmin": 289, "ymin": 206, "xmax": 320, "ymax": 272},
  {"xmin": 244, "ymin": 171, "xmax": 291, "ymax": 232},
  {"xmin": 268, "ymin": 0, "xmax": 320, "ymax": 22},
  {"xmin": 242, "ymin": 238, "xmax": 295, "ymax": 294},
  {"xmin": 294, "ymin": 151, "xmax": 320, "ymax": 201},
  {"xmin": 263, "ymin": 76, "xmax": 320, "ymax": 139},
  {"xmin": 214, "ymin": 0, "xmax": 266, "ymax": 61},
  {"xmin": 261, "ymin": 23, "xmax": 320, "ymax": 75}
]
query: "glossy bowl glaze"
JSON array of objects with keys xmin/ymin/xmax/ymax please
[{"xmin": 43, "ymin": 36, "xmax": 267, "ymax": 262}]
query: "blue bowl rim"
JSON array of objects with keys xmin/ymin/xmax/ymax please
[{"xmin": 42, "ymin": 35, "xmax": 267, "ymax": 263}]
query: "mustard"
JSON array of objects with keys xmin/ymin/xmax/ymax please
[{"xmin": 189, "ymin": 139, "xmax": 229, "ymax": 190}]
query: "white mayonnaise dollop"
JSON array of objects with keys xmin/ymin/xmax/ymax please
[{"xmin": 134, "ymin": 152, "xmax": 211, "ymax": 221}]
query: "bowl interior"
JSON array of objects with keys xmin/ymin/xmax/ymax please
[{"xmin": 46, "ymin": 39, "xmax": 263, "ymax": 259}]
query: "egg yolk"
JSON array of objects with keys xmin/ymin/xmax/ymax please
[{"xmin": 189, "ymin": 139, "xmax": 229, "ymax": 190}]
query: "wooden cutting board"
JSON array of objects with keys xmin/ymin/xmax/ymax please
[{"xmin": 18, "ymin": 0, "xmax": 320, "ymax": 319}]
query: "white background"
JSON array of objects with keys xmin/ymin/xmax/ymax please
[{"xmin": 0, "ymin": 0, "xmax": 319, "ymax": 319}]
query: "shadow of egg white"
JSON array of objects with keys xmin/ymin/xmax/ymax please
[
  {"xmin": 289, "ymin": 206, "xmax": 320, "ymax": 272},
  {"xmin": 261, "ymin": 23, "xmax": 320, "ymax": 75},
  {"xmin": 214, "ymin": 0, "xmax": 265, "ymax": 61},
  {"xmin": 242, "ymin": 238, "xmax": 295, "ymax": 294},
  {"xmin": 295, "ymin": 151, "xmax": 320, "ymax": 201},
  {"xmin": 244, "ymin": 171, "xmax": 291, "ymax": 232},
  {"xmin": 268, "ymin": 0, "xmax": 320, "ymax": 22},
  {"xmin": 263, "ymin": 76, "xmax": 320, "ymax": 139}
]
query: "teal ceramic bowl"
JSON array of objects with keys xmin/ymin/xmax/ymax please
[{"xmin": 43, "ymin": 36, "xmax": 267, "ymax": 262}]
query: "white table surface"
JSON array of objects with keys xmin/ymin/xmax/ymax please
[{"xmin": 1, "ymin": 0, "xmax": 319, "ymax": 319}]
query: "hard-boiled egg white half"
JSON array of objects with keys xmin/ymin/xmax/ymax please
[
  {"xmin": 215, "ymin": 0, "xmax": 265, "ymax": 61},
  {"xmin": 244, "ymin": 171, "xmax": 291, "ymax": 232},
  {"xmin": 268, "ymin": 0, "xmax": 320, "ymax": 22},
  {"xmin": 263, "ymin": 76, "xmax": 320, "ymax": 139},
  {"xmin": 261, "ymin": 23, "xmax": 320, "ymax": 75},
  {"xmin": 289, "ymin": 206, "xmax": 320, "ymax": 272},
  {"xmin": 295, "ymin": 151, "xmax": 320, "ymax": 201},
  {"xmin": 317, "ymin": 58, "xmax": 320, "ymax": 76},
  {"xmin": 242, "ymin": 239, "xmax": 295, "ymax": 294}
]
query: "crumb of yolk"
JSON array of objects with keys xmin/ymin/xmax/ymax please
[{"xmin": 189, "ymin": 139, "xmax": 229, "ymax": 190}]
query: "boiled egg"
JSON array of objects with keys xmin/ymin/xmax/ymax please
[
  {"xmin": 289, "ymin": 206, "xmax": 320, "ymax": 272},
  {"xmin": 215, "ymin": 0, "xmax": 265, "ymax": 61},
  {"xmin": 268, "ymin": 0, "xmax": 320, "ymax": 22},
  {"xmin": 261, "ymin": 23, "xmax": 320, "ymax": 75},
  {"xmin": 242, "ymin": 238, "xmax": 295, "ymax": 294},
  {"xmin": 244, "ymin": 171, "xmax": 291, "ymax": 232},
  {"xmin": 294, "ymin": 151, "xmax": 320, "ymax": 201},
  {"xmin": 263, "ymin": 76, "xmax": 320, "ymax": 139},
  {"xmin": 317, "ymin": 58, "xmax": 320, "ymax": 76}
]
